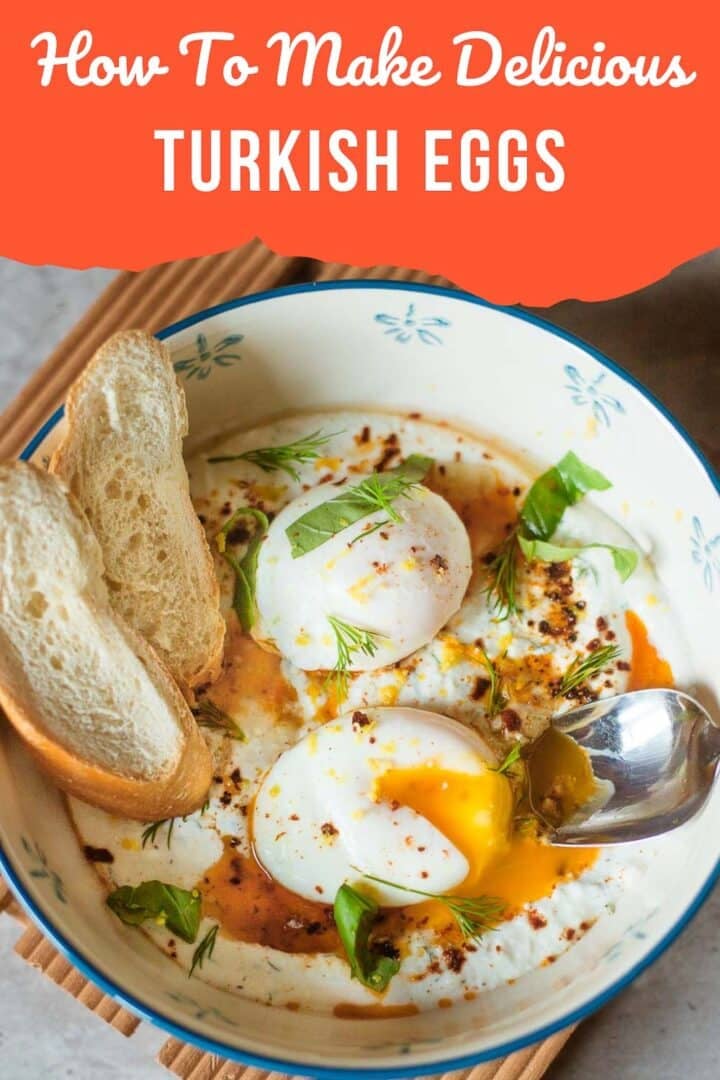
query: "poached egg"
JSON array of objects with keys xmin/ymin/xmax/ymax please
[
  {"xmin": 255, "ymin": 482, "xmax": 472, "ymax": 670},
  {"xmin": 252, "ymin": 707, "xmax": 513, "ymax": 905}
]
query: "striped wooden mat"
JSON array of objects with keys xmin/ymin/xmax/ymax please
[{"xmin": 0, "ymin": 240, "xmax": 574, "ymax": 1079}]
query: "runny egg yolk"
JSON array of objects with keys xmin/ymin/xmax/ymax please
[
  {"xmin": 375, "ymin": 766, "xmax": 513, "ymax": 890},
  {"xmin": 376, "ymin": 756, "xmax": 597, "ymax": 912}
]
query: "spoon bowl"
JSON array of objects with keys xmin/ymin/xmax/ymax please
[{"xmin": 538, "ymin": 689, "xmax": 720, "ymax": 845}]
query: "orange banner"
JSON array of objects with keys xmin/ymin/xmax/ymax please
[{"xmin": 1, "ymin": 1, "xmax": 717, "ymax": 302}]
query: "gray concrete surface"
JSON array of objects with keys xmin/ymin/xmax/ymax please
[{"xmin": 0, "ymin": 255, "xmax": 717, "ymax": 1079}]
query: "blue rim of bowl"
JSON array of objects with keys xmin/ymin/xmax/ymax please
[{"xmin": 3, "ymin": 278, "xmax": 719, "ymax": 1078}]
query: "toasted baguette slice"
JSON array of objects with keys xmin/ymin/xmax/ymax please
[
  {"xmin": 0, "ymin": 462, "xmax": 212, "ymax": 820},
  {"xmin": 50, "ymin": 330, "xmax": 225, "ymax": 690}
]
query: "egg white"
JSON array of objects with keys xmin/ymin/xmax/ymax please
[
  {"xmin": 255, "ymin": 481, "xmax": 472, "ymax": 670},
  {"xmin": 252, "ymin": 706, "xmax": 499, "ymax": 905}
]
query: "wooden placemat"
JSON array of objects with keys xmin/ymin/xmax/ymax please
[{"xmin": 0, "ymin": 241, "xmax": 574, "ymax": 1079}]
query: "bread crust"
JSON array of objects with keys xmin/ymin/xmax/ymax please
[
  {"xmin": 0, "ymin": 678, "xmax": 212, "ymax": 820},
  {"xmin": 0, "ymin": 461, "xmax": 212, "ymax": 820},
  {"xmin": 50, "ymin": 330, "xmax": 225, "ymax": 690}
]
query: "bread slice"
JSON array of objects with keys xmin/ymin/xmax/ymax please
[
  {"xmin": 50, "ymin": 330, "xmax": 225, "ymax": 690},
  {"xmin": 0, "ymin": 462, "xmax": 212, "ymax": 820}
]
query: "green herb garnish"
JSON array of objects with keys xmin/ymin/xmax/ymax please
[
  {"xmin": 333, "ymin": 883, "xmax": 400, "ymax": 992},
  {"xmin": 359, "ymin": 872, "xmax": 505, "ymax": 943},
  {"xmin": 286, "ymin": 454, "xmax": 433, "ymax": 558},
  {"xmin": 492, "ymin": 743, "xmax": 522, "ymax": 775},
  {"xmin": 348, "ymin": 519, "xmax": 392, "ymax": 546},
  {"xmin": 192, "ymin": 698, "xmax": 246, "ymax": 742},
  {"xmin": 480, "ymin": 649, "xmax": 508, "ymax": 719},
  {"xmin": 107, "ymin": 881, "xmax": 201, "ymax": 944},
  {"xmin": 189, "ymin": 923, "xmax": 219, "ymax": 977},
  {"xmin": 559, "ymin": 644, "xmax": 622, "ymax": 695},
  {"xmin": 208, "ymin": 429, "xmax": 341, "ymax": 482},
  {"xmin": 141, "ymin": 818, "xmax": 175, "ymax": 849},
  {"xmin": 215, "ymin": 506, "xmax": 269, "ymax": 632},
  {"xmin": 327, "ymin": 616, "xmax": 383, "ymax": 700},
  {"xmin": 485, "ymin": 452, "xmax": 637, "ymax": 617},
  {"xmin": 517, "ymin": 537, "xmax": 638, "ymax": 582},
  {"xmin": 484, "ymin": 533, "xmax": 522, "ymax": 620}
]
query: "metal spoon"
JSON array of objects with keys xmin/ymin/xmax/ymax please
[{"xmin": 529, "ymin": 689, "xmax": 720, "ymax": 846}]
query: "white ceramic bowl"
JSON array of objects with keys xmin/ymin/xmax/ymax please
[{"xmin": 2, "ymin": 282, "xmax": 719, "ymax": 1076}]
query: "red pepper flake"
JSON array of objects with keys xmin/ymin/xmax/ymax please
[
  {"xmin": 527, "ymin": 908, "xmax": 548, "ymax": 930},
  {"xmin": 596, "ymin": 616, "xmax": 609, "ymax": 632},
  {"xmin": 471, "ymin": 676, "xmax": 491, "ymax": 701},
  {"xmin": 586, "ymin": 638, "xmax": 601, "ymax": 651},
  {"xmin": 352, "ymin": 710, "xmax": 371, "ymax": 731},
  {"xmin": 83, "ymin": 845, "xmax": 114, "ymax": 864},
  {"xmin": 617, "ymin": 660, "xmax": 631, "ymax": 671},
  {"xmin": 376, "ymin": 446, "xmax": 401, "ymax": 472},
  {"xmin": 321, "ymin": 822, "xmax": 339, "ymax": 838},
  {"xmin": 501, "ymin": 708, "xmax": 522, "ymax": 732},
  {"xmin": 443, "ymin": 946, "xmax": 466, "ymax": 973}
]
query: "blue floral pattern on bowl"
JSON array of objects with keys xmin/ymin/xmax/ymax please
[
  {"xmin": 174, "ymin": 333, "xmax": 244, "ymax": 380},
  {"xmin": 691, "ymin": 516, "xmax": 720, "ymax": 591},
  {"xmin": 21, "ymin": 835, "xmax": 66, "ymax": 903},
  {"xmin": 564, "ymin": 364, "xmax": 625, "ymax": 427},
  {"xmin": 375, "ymin": 303, "xmax": 450, "ymax": 345}
]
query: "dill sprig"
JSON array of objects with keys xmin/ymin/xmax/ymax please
[
  {"xmin": 359, "ymin": 871, "xmax": 505, "ymax": 942},
  {"xmin": 345, "ymin": 473, "xmax": 409, "ymax": 524},
  {"xmin": 208, "ymin": 429, "xmax": 341, "ymax": 481},
  {"xmin": 492, "ymin": 743, "xmax": 522, "ymax": 775},
  {"xmin": 192, "ymin": 699, "xmax": 246, "ymax": 742},
  {"xmin": 141, "ymin": 818, "xmax": 175, "ymax": 849},
  {"xmin": 484, "ymin": 531, "xmax": 520, "ymax": 620},
  {"xmin": 327, "ymin": 616, "xmax": 383, "ymax": 700},
  {"xmin": 348, "ymin": 518, "xmax": 392, "ymax": 546},
  {"xmin": 479, "ymin": 648, "xmax": 508, "ymax": 719},
  {"xmin": 559, "ymin": 644, "xmax": 622, "ymax": 695},
  {"xmin": 189, "ymin": 923, "xmax": 219, "ymax": 977}
]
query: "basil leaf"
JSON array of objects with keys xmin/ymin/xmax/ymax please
[
  {"xmin": 216, "ymin": 507, "xmax": 269, "ymax": 631},
  {"xmin": 334, "ymin": 883, "xmax": 400, "ymax": 992},
  {"xmin": 520, "ymin": 451, "xmax": 611, "ymax": 541},
  {"xmin": 107, "ymin": 881, "xmax": 201, "ymax": 943},
  {"xmin": 286, "ymin": 454, "xmax": 433, "ymax": 558},
  {"xmin": 518, "ymin": 536, "xmax": 638, "ymax": 582}
]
